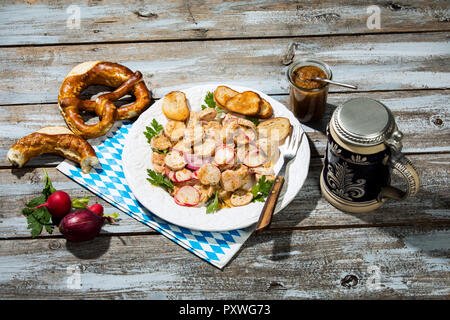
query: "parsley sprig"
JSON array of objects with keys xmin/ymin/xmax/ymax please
[
  {"xmin": 246, "ymin": 116, "xmax": 260, "ymax": 126},
  {"xmin": 144, "ymin": 119, "xmax": 164, "ymax": 144},
  {"xmin": 147, "ymin": 169, "xmax": 173, "ymax": 192},
  {"xmin": 251, "ymin": 176, "xmax": 274, "ymax": 202},
  {"xmin": 22, "ymin": 169, "xmax": 56, "ymax": 237},
  {"xmin": 206, "ymin": 190, "xmax": 221, "ymax": 214},
  {"xmin": 201, "ymin": 92, "xmax": 224, "ymax": 114}
]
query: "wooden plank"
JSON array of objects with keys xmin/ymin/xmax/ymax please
[
  {"xmin": 0, "ymin": 226, "xmax": 448, "ymax": 299},
  {"xmin": 0, "ymin": 32, "xmax": 449, "ymax": 105},
  {"xmin": 0, "ymin": 0, "xmax": 449, "ymax": 46},
  {"xmin": 0, "ymin": 90, "xmax": 448, "ymax": 167},
  {"xmin": 0, "ymin": 153, "xmax": 448, "ymax": 239}
]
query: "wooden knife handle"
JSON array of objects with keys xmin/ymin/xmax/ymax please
[{"xmin": 255, "ymin": 176, "xmax": 285, "ymax": 233}]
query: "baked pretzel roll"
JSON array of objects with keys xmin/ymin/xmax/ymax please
[
  {"xmin": 58, "ymin": 61, "xmax": 151, "ymax": 138},
  {"xmin": 7, "ymin": 126, "xmax": 99, "ymax": 173}
]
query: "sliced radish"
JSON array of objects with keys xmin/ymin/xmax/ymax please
[
  {"xmin": 184, "ymin": 152, "xmax": 212, "ymax": 170},
  {"xmin": 174, "ymin": 168, "xmax": 193, "ymax": 183},
  {"xmin": 165, "ymin": 168, "xmax": 178, "ymax": 182},
  {"xmin": 243, "ymin": 149, "xmax": 267, "ymax": 167},
  {"xmin": 174, "ymin": 186, "xmax": 200, "ymax": 207},
  {"xmin": 192, "ymin": 169, "xmax": 200, "ymax": 180},
  {"xmin": 214, "ymin": 145, "xmax": 235, "ymax": 165}
]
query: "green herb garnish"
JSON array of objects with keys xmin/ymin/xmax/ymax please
[
  {"xmin": 144, "ymin": 119, "xmax": 164, "ymax": 143},
  {"xmin": 22, "ymin": 169, "xmax": 55, "ymax": 237},
  {"xmin": 201, "ymin": 92, "xmax": 224, "ymax": 114},
  {"xmin": 246, "ymin": 116, "xmax": 260, "ymax": 126},
  {"xmin": 206, "ymin": 190, "xmax": 221, "ymax": 214},
  {"xmin": 151, "ymin": 147, "xmax": 169, "ymax": 155},
  {"xmin": 251, "ymin": 176, "xmax": 274, "ymax": 202},
  {"xmin": 71, "ymin": 196, "xmax": 90, "ymax": 209},
  {"xmin": 147, "ymin": 169, "xmax": 174, "ymax": 192}
]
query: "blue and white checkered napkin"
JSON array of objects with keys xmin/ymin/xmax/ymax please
[{"xmin": 56, "ymin": 121, "xmax": 253, "ymax": 269}]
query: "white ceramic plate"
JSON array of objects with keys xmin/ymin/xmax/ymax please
[{"xmin": 122, "ymin": 84, "xmax": 310, "ymax": 231}]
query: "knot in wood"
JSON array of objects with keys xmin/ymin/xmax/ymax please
[
  {"xmin": 48, "ymin": 240, "xmax": 62, "ymax": 250},
  {"xmin": 341, "ymin": 274, "xmax": 358, "ymax": 288}
]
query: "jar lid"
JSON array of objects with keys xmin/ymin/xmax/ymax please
[{"xmin": 331, "ymin": 98, "xmax": 403, "ymax": 151}]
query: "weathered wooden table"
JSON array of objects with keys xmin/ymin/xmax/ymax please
[{"xmin": 0, "ymin": 1, "xmax": 449, "ymax": 299}]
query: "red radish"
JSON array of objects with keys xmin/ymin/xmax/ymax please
[
  {"xmin": 88, "ymin": 203, "xmax": 104, "ymax": 217},
  {"xmin": 214, "ymin": 145, "xmax": 235, "ymax": 165},
  {"xmin": 174, "ymin": 186, "xmax": 200, "ymax": 207},
  {"xmin": 165, "ymin": 168, "xmax": 178, "ymax": 182},
  {"xmin": 174, "ymin": 168, "xmax": 193, "ymax": 183},
  {"xmin": 31, "ymin": 190, "xmax": 72, "ymax": 218},
  {"xmin": 59, "ymin": 209, "xmax": 106, "ymax": 242},
  {"xmin": 184, "ymin": 153, "xmax": 212, "ymax": 170},
  {"xmin": 243, "ymin": 149, "xmax": 267, "ymax": 167}
]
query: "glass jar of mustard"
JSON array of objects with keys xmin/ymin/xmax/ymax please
[{"xmin": 287, "ymin": 58, "xmax": 332, "ymax": 123}]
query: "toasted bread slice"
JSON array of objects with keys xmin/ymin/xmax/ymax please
[
  {"xmin": 257, "ymin": 99, "xmax": 273, "ymax": 119},
  {"xmin": 257, "ymin": 117, "xmax": 291, "ymax": 142},
  {"xmin": 214, "ymin": 86, "xmax": 238, "ymax": 108},
  {"xmin": 162, "ymin": 91, "xmax": 190, "ymax": 121},
  {"xmin": 224, "ymin": 91, "xmax": 261, "ymax": 116}
]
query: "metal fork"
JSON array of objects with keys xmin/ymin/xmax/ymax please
[{"xmin": 255, "ymin": 126, "xmax": 304, "ymax": 233}]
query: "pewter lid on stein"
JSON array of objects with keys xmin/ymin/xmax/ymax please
[{"xmin": 331, "ymin": 98, "xmax": 404, "ymax": 151}]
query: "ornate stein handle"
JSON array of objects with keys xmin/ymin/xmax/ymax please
[{"xmin": 380, "ymin": 153, "xmax": 420, "ymax": 200}]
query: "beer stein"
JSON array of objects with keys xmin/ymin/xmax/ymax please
[{"xmin": 320, "ymin": 98, "xmax": 420, "ymax": 213}]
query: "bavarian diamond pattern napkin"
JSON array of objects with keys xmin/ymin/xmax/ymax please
[{"xmin": 56, "ymin": 121, "xmax": 253, "ymax": 269}]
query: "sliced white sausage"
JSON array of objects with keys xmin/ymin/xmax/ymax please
[
  {"xmin": 197, "ymin": 163, "xmax": 221, "ymax": 185},
  {"xmin": 164, "ymin": 120, "xmax": 186, "ymax": 142},
  {"xmin": 152, "ymin": 153, "xmax": 166, "ymax": 174},
  {"xmin": 198, "ymin": 108, "xmax": 218, "ymax": 121},
  {"xmin": 193, "ymin": 183, "xmax": 215, "ymax": 203},
  {"xmin": 221, "ymin": 122, "xmax": 239, "ymax": 145},
  {"xmin": 193, "ymin": 139, "xmax": 217, "ymax": 157},
  {"xmin": 250, "ymin": 166, "xmax": 275, "ymax": 176},
  {"xmin": 257, "ymin": 137, "xmax": 280, "ymax": 163},
  {"xmin": 236, "ymin": 144, "xmax": 258, "ymax": 164},
  {"xmin": 203, "ymin": 121, "xmax": 222, "ymax": 142},
  {"xmin": 214, "ymin": 145, "xmax": 235, "ymax": 166},
  {"xmin": 222, "ymin": 113, "xmax": 256, "ymax": 130},
  {"xmin": 172, "ymin": 140, "xmax": 192, "ymax": 154},
  {"xmin": 230, "ymin": 190, "xmax": 254, "ymax": 207},
  {"xmin": 150, "ymin": 133, "xmax": 172, "ymax": 151},
  {"xmin": 187, "ymin": 111, "xmax": 200, "ymax": 128},
  {"xmin": 183, "ymin": 125, "xmax": 204, "ymax": 146},
  {"xmin": 235, "ymin": 126, "xmax": 257, "ymax": 145},
  {"xmin": 221, "ymin": 169, "xmax": 243, "ymax": 192},
  {"xmin": 240, "ymin": 174, "xmax": 254, "ymax": 191},
  {"xmin": 243, "ymin": 149, "xmax": 267, "ymax": 167},
  {"xmin": 174, "ymin": 168, "xmax": 193, "ymax": 183},
  {"xmin": 164, "ymin": 150, "xmax": 186, "ymax": 171}
]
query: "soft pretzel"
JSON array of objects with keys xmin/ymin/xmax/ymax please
[
  {"xmin": 7, "ymin": 126, "xmax": 99, "ymax": 173},
  {"xmin": 58, "ymin": 61, "xmax": 151, "ymax": 138}
]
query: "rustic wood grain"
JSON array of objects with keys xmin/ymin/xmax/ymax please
[
  {"xmin": 1, "ymin": 90, "xmax": 448, "ymax": 167},
  {"xmin": 0, "ymin": 153, "xmax": 448, "ymax": 239},
  {"xmin": 0, "ymin": 0, "xmax": 449, "ymax": 46},
  {"xmin": 0, "ymin": 32, "xmax": 449, "ymax": 105},
  {"xmin": 0, "ymin": 225, "xmax": 448, "ymax": 299}
]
